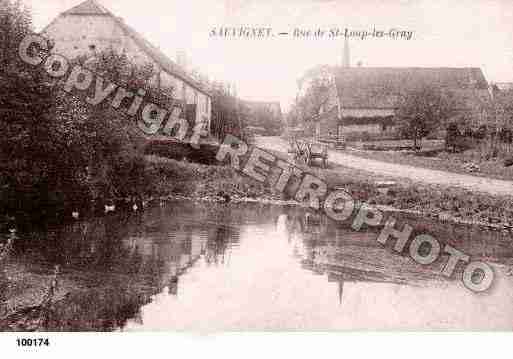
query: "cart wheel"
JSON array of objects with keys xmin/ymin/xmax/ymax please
[{"xmin": 295, "ymin": 153, "xmax": 304, "ymax": 165}]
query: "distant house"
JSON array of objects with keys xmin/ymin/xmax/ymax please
[
  {"xmin": 41, "ymin": 0, "xmax": 212, "ymax": 131},
  {"xmin": 245, "ymin": 126, "xmax": 267, "ymax": 136},
  {"xmin": 489, "ymin": 82, "xmax": 513, "ymax": 107},
  {"xmin": 300, "ymin": 66, "xmax": 491, "ymax": 140},
  {"xmin": 494, "ymin": 82, "xmax": 513, "ymax": 92},
  {"xmin": 241, "ymin": 100, "xmax": 283, "ymax": 135}
]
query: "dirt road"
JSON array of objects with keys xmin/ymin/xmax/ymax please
[{"xmin": 255, "ymin": 136, "xmax": 513, "ymax": 197}]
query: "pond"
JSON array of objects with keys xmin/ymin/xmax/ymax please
[{"xmin": 3, "ymin": 200, "xmax": 513, "ymax": 331}]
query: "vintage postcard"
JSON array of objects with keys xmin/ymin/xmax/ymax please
[{"xmin": 1, "ymin": 0, "xmax": 513, "ymax": 348}]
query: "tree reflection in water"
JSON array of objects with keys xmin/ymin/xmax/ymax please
[
  {"xmin": 279, "ymin": 207, "xmax": 513, "ymax": 306},
  {"xmin": 5, "ymin": 201, "xmax": 245, "ymax": 330},
  {"xmin": 205, "ymin": 225, "xmax": 237, "ymax": 266},
  {"xmin": 4, "ymin": 199, "xmax": 513, "ymax": 330}
]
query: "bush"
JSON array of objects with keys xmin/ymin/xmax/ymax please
[
  {"xmin": 0, "ymin": 2, "xmax": 178, "ymax": 219},
  {"xmin": 144, "ymin": 140, "xmax": 220, "ymax": 165}
]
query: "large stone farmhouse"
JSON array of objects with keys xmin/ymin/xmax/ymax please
[
  {"xmin": 41, "ymin": 0, "xmax": 212, "ymax": 131},
  {"xmin": 301, "ymin": 66, "xmax": 491, "ymax": 141}
]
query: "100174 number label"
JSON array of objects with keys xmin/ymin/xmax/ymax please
[{"xmin": 16, "ymin": 338, "xmax": 50, "ymax": 347}]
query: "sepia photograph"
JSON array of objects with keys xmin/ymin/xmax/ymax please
[{"xmin": 1, "ymin": 0, "xmax": 513, "ymax": 354}]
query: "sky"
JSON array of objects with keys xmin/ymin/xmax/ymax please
[{"xmin": 25, "ymin": 0, "xmax": 513, "ymax": 111}]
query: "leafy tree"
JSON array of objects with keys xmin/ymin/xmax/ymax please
[
  {"xmin": 0, "ymin": 0, "xmax": 177, "ymax": 219},
  {"xmin": 285, "ymin": 103, "xmax": 301, "ymax": 129},
  {"xmin": 445, "ymin": 87, "xmax": 513, "ymax": 157},
  {"xmin": 210, "ymin": 82, "xmax": 247, "ymax": 141},
  {"xmin": 295, "ymin": 65, "xmax": 333, "ymax": 123},
  {"xmin": 395, "ymin": 84, "xmax": 456, "ymax": 149},
  {"xmin": 0, "ymin": 0, "xmax": 66, "ymax": 220},
  {"xmin": 243, "ymin": 103, "xmax": 283, "ymax": 136},
  {"xmin": 297, "ymin": 78, "xmax": 331, "ymax": 123},
  {"xmin": 60, "ymin": 49, "xmax": 176, "ymax": 204},
  {"xmin": 0, "ymin": 0, "xmax": 32, "ymax": 68}
]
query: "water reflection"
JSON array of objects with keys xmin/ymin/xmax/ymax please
[{"xmin": 6, "ymin": 200, "xmax": 513, "ymax": 331}]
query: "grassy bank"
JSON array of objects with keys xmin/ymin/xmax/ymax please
[
  {"xmin": 146, "ymin": 148, "xmax": 513, "ymax": 231},
  {"xmin": 145, "ymin": 155, "xmax": 280, "ymax": 202},
  {"xmin": 257, "ymin": 147, "xmax": 513, "ymax": 231},
  {"xmin": 311, "ymin": 163, "xmax": 513, "ymax": 231}
]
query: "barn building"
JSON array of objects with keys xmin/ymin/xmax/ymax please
[
  {"xmin": 300, "ymin": 42, "xmax": 491, "ymax": 141},
  {"xmin": 41, "ymin": 0, "xmax": 212, "ymax": 131},
  {"xmin": 304, "ymin": 67, "xmax": 491, "ymax": 141}
]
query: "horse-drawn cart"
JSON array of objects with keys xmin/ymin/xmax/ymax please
[{"xmin": 289, "ymin": 139, "xmax": 328, "ymax": 168}]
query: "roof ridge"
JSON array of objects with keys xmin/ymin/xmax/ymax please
[
  {"xmin": 63, "ymin": 0, "xmax": 109, "ymax": 15},
  {"xmin": 333, "ymin": 66, "xmax": 490, "ymax": 110},
  {"xmin": 56, "ymin": 0, "xmax": 209, "ymax": 95}
]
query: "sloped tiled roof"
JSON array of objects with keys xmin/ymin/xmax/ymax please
[
  {"xmin": 113, "ymin": 18, "xmax": 210, "ymax": 95},
  {"xmin": 56, "ymin": 0, "xmax": 210, "ymax": 95},
  {"xmin": 335, "ymin": 67, "xmax": 489, "ymax": 109}
]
